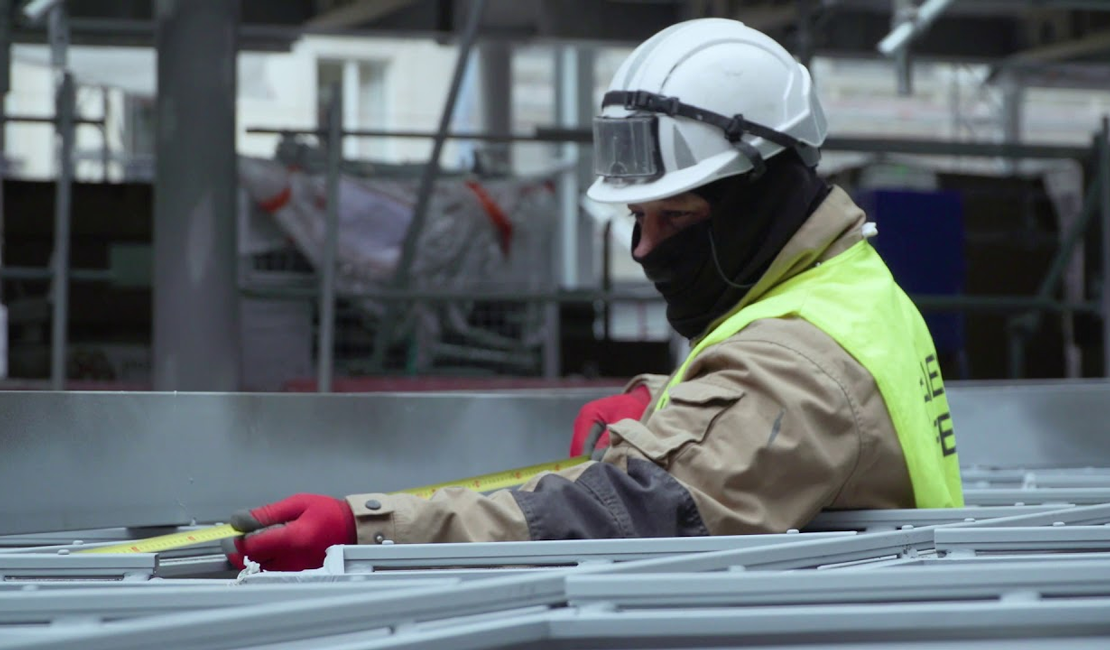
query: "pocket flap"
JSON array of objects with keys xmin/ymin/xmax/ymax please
[
  {"xmin": 610, "ymin": 381, "xmax": 745, "ymax": 463},
  {"xmin": 666, "ymin": 380, "xmax": 744, "ymax": 406}
]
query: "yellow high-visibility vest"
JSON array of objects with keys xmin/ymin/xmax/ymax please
[{"xmin": 658, "ymin": 239, "xmax": 963, "ymax": 508}]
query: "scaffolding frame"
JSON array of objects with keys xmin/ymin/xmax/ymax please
[{"xmin": 244, "ymin": 93, "xmax": 1110, "ymax": 387}]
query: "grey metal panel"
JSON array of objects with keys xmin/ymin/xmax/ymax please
[
  {"xmin": 0, "ymin": 572, "xmax": 572, "ymax": 650},
  {"xmin": 806, "ymin": 505, "xmax": 1069, "ymax": 531},
  {"xmin": 964, "ymin": 488, "xmax": 1110, "ymax": 505},
  {"xmin": 936, "ymin": 525, "xmax": 1110, "ymax": 554},
  {"xmin": 603, "ymin": 527, "xmax": 936, "ymax": 574},
  {"xmin": 605, "ymin": 503, "xmax": 1110, "ymax": 575},
  {"xmin": 0, "ymin": 391, "xmax": 589, "ymax": 535},
  {"xmin": 548, "ymin": 601, "xmax": 1110, "ymax": 648},
  {"xmin": 332, "ymin": 532, "xmax": 851, "ymax": 571},
  {"xmin": 0, "ymin": 582, "xmax": 438, "ymax": 624},
  {"xmin": 5, "ymin": 380, "xmax": 1110, "ymax": 537},
  {"xmin": 563, "ymin": 560, "xmax": 1110, "ymax": 607},
  {"xmin": 0, "ymin": 554, "xmax": 155, "ymax": 580},
  {"xmin": 946, "ymin": 381, "xmax": 1110, "ymax": 468},
  {"xmin": 240, "ymin": 567, "xmax": 542, "ymax": 583}
]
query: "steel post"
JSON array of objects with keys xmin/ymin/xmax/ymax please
[
  {"xmin": 478, "ymin": 41, "xmax": 512, "ymax": 172},
  {"xmin": 49, "ymin": 73, "xmax": 74, "ymax": 390},
  {"xmin": 369, "ymin": 0, "xmax": 487, "ymax": 370},
  {"xmin": 1101, "ymin": 116, "xmax": 1110, "ymax": 376},
  {"xmin": 316, "ymin": 83, "xmax": 342, "ymax": 393},
  {"xmin": 152, "ymin": 0, "xmax": 241, "ymax": 391}
]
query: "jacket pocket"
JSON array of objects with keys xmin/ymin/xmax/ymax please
[{"xmin": 609, "ymin": 380, "xmax": 745, "ymax": 464}]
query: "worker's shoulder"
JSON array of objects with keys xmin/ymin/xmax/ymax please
[
  {"xmin": 712, "ymin": 317, "xmax": 873, "ymax": 389},
  {"xmin": 720, "ymin": 316, "xmax": 836, "ymax": 355}
]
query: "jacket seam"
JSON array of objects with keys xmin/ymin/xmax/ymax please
[
  {"xmin": 512, "ymin": 487, "xmax": 541, "ymax": 541},
  {"xmin": 627, "ymin": 457, "xmax": 711, "ymax": 537},
  {"xmin": 709, "ymin": 336, "xmax": 865, "ymax": 508}
]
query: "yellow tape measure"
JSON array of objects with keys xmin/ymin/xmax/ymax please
[
  {"xmin": 79, "ymin": 455, "xmax": 590, "ymax": 554},
  {"xmin": 391, "ymin": 455, "xmax": 589, "ymax": 500}
]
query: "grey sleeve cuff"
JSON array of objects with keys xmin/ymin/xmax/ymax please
[{"xmin": 511, "ymin": 458, "xmax": 710, "ymax": 540}]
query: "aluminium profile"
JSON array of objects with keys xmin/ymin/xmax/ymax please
[
  {"xmin": 806, "ymin": 505, "xmax": 1069, "ymax": 532},
  {"xmin": 563, "ymin": 559, "xmax": 1110, "ymax": 608},
  {"xmin": 936, "ymin": 525, "xmax": 1110, "ymax": 555},
  {"xmin": 964, "ymin": 488, "xmax": 1110, "ymax": 506},
  {"xmin": 330, "ymin": 532, "xmax": 852, "ymax": 573},
  {"xmin": 0, "ymin": 554, "xmax": 155, "ymax": 581}
]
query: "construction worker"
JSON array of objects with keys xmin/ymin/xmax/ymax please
[{"xmin": 227, "ymin": 18, "xmax": 963, "ymax": 573}]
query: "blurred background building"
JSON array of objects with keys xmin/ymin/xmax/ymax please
[{"xmin": 2, "ymin": 0, "xmax": 1110, "ymax": 391}]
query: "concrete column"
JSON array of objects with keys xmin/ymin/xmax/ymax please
[
  {"xmin": 999, "ymin": 70, "xmax": 1024, "ymax": 176},
  {"xmin": 478, "ymin": 41, "xmax": 512, "ymax": 173},
  {"xmin": 153, "ymin": 0, "xmax": 241, "ymax": 391}
]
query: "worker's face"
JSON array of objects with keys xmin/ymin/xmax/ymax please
[{"xmin": 628, "ymin": 192, "xmax": 712, "ymax": 258}]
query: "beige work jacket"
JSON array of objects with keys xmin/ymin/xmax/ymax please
[{"xmin": 346, "ymin": 186, "xmax": 915, "ymax": 544}]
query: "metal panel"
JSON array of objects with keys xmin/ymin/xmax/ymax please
[
  {"xmin": 946, "ymin": 381, "xmax": 1110, "ymax": 468},
  {"xmin": 0, "ymin": 391, "xmax": 588, "ymax": 535},
  {"xmin": 964, "ymin": 488, "xmax": 1110, "ymax": 505},
  {"xmin": 563, "ymin": 560, "xmax": 1110, "ymax": 607},
  {"xmin": 0, "ymin": 573, "xmax": 571, "ymax": 650},
  {"xmin": 330, "ymin": 532, "xmax": 851, "ymax": 571},
  {"xmin": 0, "ymin": 582, "xmax": 441, "ymax": 624},
  {"xmin": 936, "ymin": 526, "xmax": 1110, "ymax": 555},
  {"xmin": 0, "ymin": 553, "xmax": 155, "ymax": 581},
  {"xmin": 5, "ymin": 381, "xmax": 1110, "ymax": 537},
  {"xmin": 806, "ymin": 505, "xmax": 1069, "ymax": 532}
]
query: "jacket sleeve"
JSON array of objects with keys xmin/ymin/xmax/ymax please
[
  {"xmin": 622, "ymin": 373, "xmax": 670, "ymax": 405},
  {"xmin": 346, "ymin": 323, "xmax": 865, "ymax": 543}
]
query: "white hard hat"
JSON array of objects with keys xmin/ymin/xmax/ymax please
[{"xmin": 587, "ymin": 18, "xmax": 827, "ymax": 204}]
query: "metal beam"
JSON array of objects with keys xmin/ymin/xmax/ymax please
[
  {"xmin": 307, "ymin": 0, "xmax": 419, "ymax": 29},
  {"xmin": 878, "ymin": 0, "xmax": 957, "ymax": 57},
  {"xmin": 1010, "ymin": 29, "xmax": 1110, "ymax": 64}
]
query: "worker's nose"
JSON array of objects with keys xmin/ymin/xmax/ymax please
[{"xmin": 633, "ymin": 214, "xmax": 666, "ymax": 258}]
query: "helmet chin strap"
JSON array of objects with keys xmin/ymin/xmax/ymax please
[{"xmin": 707, "ymin": 223, "xmax": 757, "ymax": 291}]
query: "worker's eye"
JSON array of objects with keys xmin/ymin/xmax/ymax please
[{"xmin": 661, "ymin": 210, "xmax": 697, "ymax": 225}]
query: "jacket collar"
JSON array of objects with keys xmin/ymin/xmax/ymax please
[{"xmin": 694, "ymin": 185, "xmax": 868, "ymax": 344}]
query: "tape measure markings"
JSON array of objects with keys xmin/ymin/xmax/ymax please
[{"xmin": 77, "ymin": 455, "xmax": 590, "ymax": 555}]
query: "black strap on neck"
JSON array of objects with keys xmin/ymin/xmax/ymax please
[{"xmin": 602, "ymin": 89, "xmax": 808, "ymax": 153}]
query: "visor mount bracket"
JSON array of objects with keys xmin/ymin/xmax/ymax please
[
  {"xmin": 724, "ymin": 114, "xmax": 748, "ymax": 142},
  {"xmin": 624, "ymin": 91, "xmax": 680, "ymax": 117}
]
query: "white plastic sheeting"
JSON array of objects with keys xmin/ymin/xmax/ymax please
[{"xmin": 238, "ymin": 158, "xmax": 558, "ymax": 371}]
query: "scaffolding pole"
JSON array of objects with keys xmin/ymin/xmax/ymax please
[
  {"xmin": 1100, "ymin": 117, "xmax": 1110, "ymax": 376},
  {"xmin": 316, "ymin": 83, "xmax": 342, "ymax": 393},
  {"xmin": 49, "ymin": 72, "xmax": 74, "ymax": 391},
  {"xmin": 368, "ymin": 0, "xmax": 487, "ymax": 371}
]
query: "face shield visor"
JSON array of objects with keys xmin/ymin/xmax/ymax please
[{"xmin": 592, "ymin": 115, "xmax": 663, "ymax": 183}]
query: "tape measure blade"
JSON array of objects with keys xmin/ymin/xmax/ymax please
[
  {"xmin": 75, "ymin": 456, "xmax": 592, "ymax": 553},
  {"xmin": 78, "ymin": 524, "xmax": 241, "ymax": 554},
  {"xmin": 394, "ymin": 455, "xmax": 591, "ymax": 498}
]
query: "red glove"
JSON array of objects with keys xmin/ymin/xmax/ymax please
[
  {"xmin": 227, "ymin": 493, "xmax": 356, "ymax": 572},
  {"xmin": 569, "ymin": 384, "xmax": 652, "ymax": 456}
]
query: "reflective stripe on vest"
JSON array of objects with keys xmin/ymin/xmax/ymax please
[{"xmin": 657, "ymin": 240, "xmax": 963, "ymax": 509}]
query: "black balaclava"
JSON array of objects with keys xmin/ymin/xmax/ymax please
[{"xmin": 633, "ymin": 149, "xmax": 832, "ymax": 340}]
